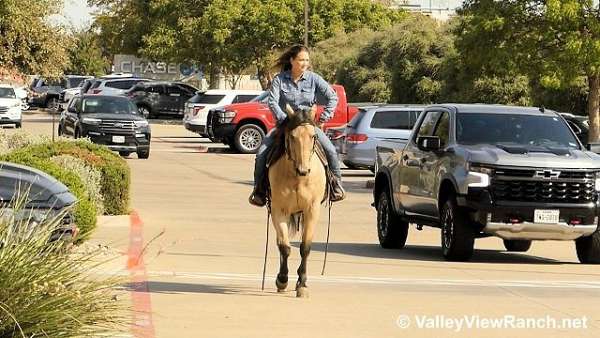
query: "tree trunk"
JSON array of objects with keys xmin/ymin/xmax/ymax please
[
  {"xmin": 588, "ymin": 74, "xmax": 600, "ymax": 143},
  {"xmin": 209, "ymin": 64, "xmax": 220, "ymax": 89}
]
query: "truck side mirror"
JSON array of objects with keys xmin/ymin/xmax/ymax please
[
  {"xmin": 417, "ymin": 136, "xmax": 441, "ymax": 151},
  {"xmin": 586, "ymin": 143, "xmax": 600, "ymax": 153}
]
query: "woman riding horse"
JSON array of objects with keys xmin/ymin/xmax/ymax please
[{"xmin": 248, "ymin": 45, "xmax": 346, "ymax": 207}]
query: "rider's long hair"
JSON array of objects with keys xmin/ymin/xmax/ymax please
[{"xmin": 275, "ymin": 45, "xmax": 310, "ymax": 72}]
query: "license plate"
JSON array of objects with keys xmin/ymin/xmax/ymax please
[
  {"xmin": 112, "ymin": 135, "xmax": 125, "ymax": 143},
  {"xmin": 534, "ymin": 209, "xmax": 559, "ymax": 224}
]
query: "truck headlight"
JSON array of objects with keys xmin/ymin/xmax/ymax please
[
  {"xmin": 467, "ymin": 165, "xmax": 493, "ymax": 188},
  {"xmin": 134, "ymin": 120, "xmax": 149, "ymax": 128},
  {"xmin": 218, "ymin": 111, "xmax": 236, "ymax": 123},
  {"xmin": 82, "ymin": 117, "xmax": 101, "ymax": 125},
  {"xmin": 595, "ymin": 172, "xmax": 600, "ymax": 191}
]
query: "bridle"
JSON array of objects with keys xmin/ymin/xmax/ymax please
[{"xmin": 285, "ymin": 123, "xmax": 318, "ymax": 176}]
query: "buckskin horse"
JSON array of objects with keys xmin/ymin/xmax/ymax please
[{"xmin": 267, "ymin": 105, "xmax": 326, "ymax": 298}]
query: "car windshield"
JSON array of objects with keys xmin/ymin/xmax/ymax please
[
  {"xmin": 81, "ymin": 97, "xmax": 137, "ymax": 115},
  {"xmin": 0, "ymin": 88, "xmax": 16, "ymax": 98},
  {"xmin": 65, "ymin": 77, "xmax": 87, "ymax": 88},
  {"xmin": 189, "ymin": 93, "xmax": 225, "ymax": 104},
  {"xmin": 456, "ymin": 113, "xmax": 581, "ymax": 150}
]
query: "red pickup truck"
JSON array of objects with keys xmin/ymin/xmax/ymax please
[{"xmin": 206, "ymin": 84, "xmax": 358, "ymax": 153}]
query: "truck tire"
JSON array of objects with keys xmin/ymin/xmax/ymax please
[
  {"xmin": 137, "ymin": 149, "xmax": 150, "ymax": 159},
  {"xmin": 46, "ymin": 96, "xmax": 59, "ymax": 111},
  {"xmin": 138, "ymin": 105, "xmax": 152, "ymax": 119},
  {"xmin": 503, "ymin": 239, "xmax": 532, "ymax": 252},
  {"xmin": 376, "ymin": 190, "xmax": 409, "ymax": 249},
  {"xmin": 440, "ymin": 197, "xmax": 475, "ymax": 261},
  {"xmin": 575, "ymin": 230, "xmax": 600, "ymax": 264},
  {"xmin": 234, "ymin": 124, "xmax": 264, "ymax": 154}
]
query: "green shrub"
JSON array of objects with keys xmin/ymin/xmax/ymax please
[
  {"xmin": 7, "ymin": 139, "xmax": 130, "ymax": 215},
  {"xmin": 0, "ymin": 129, "xmax": 51, "ymax": 155},
  {"xmin": 0, "ymin": 202, "xmax": 128, "ymax": 336},
  {"xmin": 51, "ymin": 155, "xmax": 105, "ymax": 215},
  {"xmin": 0, "ymin": 152, "xmax": 97, "ymax": 241}
]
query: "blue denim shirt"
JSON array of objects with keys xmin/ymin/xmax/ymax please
[{"xmin": 268, "ymin": 70, "xmax": 338, "ymax": 124}]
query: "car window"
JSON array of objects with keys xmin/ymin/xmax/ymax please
[
  {"xmin": 251, "ymin": 92, "xmax": 268, "ymax": 103},
  {"xmin": 370, "ymin": 110, "xmax": 418, "ymax": 130},
  {"xmin": 69, "ymin": 97, "xmax": 82, "ymax": 111},
  {"xmin": 0, "ymin": 88, "xmax": 16, "ymax": 98},
  {"xmin": 167, "ymin": 85, "xmax": 187, "ymax": 96},
  {"xmin": 106, "ymin": 80, "xmax": 135, "ymax": 90},
  {"xmin": 81, "ymin": 97, "xmax": 137, "ymax": 114},
  {"xmin": 566, "ymin": 120, "xmax": 582, "ymax": 134},
  {"xmin": 189, "ymin": 94, "xmax": 226, "ymax": 104},
  {"xmin": 232, "ymin": 95, "xmax": 258, "ymax": 103},
  {"xmin": 348, "ymin": 108, "xmax": 368, "ymax": 128},
  {"xmin": 90, "ymin": 81, "xmax": 101, "ymax": 89},
  {"xmin": 148, "ymin": 85, "xmax": 165, "ymax": 94},
  {"xmin": 433, "ymin": 112, "xmax": 450, "ymax": 147},
  {"xmin": 416, "ymin": 111, "xmax": 442, "ymax": 139},
  {"xmin": 177, "ymin": 84, "xmax": 197, "ymax": 95}
]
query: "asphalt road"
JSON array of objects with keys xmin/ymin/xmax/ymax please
[{"xmin": 8, "ymin": 113, "xmax": 600, "ymax": 338}]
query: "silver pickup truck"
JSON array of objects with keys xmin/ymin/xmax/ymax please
[{"xmin": 374, "ymin": 104, "xmax": 600, "ymax": 263}]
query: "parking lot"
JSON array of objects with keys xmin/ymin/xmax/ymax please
[{"xmin": 10, "ymin": 112, "xmax": 600, "ymax": 337}]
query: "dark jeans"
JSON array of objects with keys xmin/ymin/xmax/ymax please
[{"xmin": 253, "ymin": 127, "xmax": 341, "ymax": 184}]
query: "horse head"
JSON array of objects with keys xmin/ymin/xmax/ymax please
[{"xmin": 284, "ymin": 104, "xmax": 318, "ymax": 177}]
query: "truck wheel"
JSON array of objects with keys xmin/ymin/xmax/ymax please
[
  {"xmin": 575, "ymin": 230, "xmax": 600, "ymax": 264},
  {"xmin": 137, "ymin": 149, "xmax": 150, "ymax": 159},
  {"xmin": 376, "ymin": 190, "xmax": 408, "ymax": 249},
  {"xmin": 138, "ymin": 105, "xmax": 152, "ymax": 119},
  {"xmin": 503, "ymin": 239, "xmax": 532, "ymax": 252},
  {"xmin": 46, "ymin": 97, "xmax": 59, "ymax": 111},
  {"xmin": 440, "ymin": 197, "xmax": 475, "ymax": 261},
  {"xmin": 234, "ymin": 124, "xmax": 264, "ymax": 154},
  {"xmin": 119, "ymin": 151, "xmax": 131, "ymax": 157}
]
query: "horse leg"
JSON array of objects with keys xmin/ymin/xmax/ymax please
[
  {"xmin": 296, "ymin": 205, "xmax": 319, "ymax": 298},
  {"xmin": 271, "ymin": 210, "xmax": 291, "ymax": 292}
]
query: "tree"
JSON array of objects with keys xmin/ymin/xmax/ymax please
[
  {"xmin": 456, "ymin": 0, "xmax": 600, "ymax": 141},
  {"xmin": 66, "ymin": 31, "xmax": 111, "ymax": 76},
  {"xmin": 0, "ymin": 0, "xmax": 72, "ymax": 77}
]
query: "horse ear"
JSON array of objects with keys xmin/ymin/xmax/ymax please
[{"xmin": 285, "ymin": 104, "xmax": 295, "ymax": 117}]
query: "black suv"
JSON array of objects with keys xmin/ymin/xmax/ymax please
[
  {"xmin": 58, "ymin": 95, "xmax": 151, "ymax": 159},
  {"xmin": 29, "ymin": 75, "xmax": 90, "ymax": 110},
  {"xmin": 127, "ymin": 81, "xmax": 197, "ymax": 118}
]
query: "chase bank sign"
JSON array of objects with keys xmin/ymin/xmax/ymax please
[{"xmin": 112, "ymin": 54, "xmax": 195, "ymax": 80}]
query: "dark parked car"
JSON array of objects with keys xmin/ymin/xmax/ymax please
[
  {"xmin": 0, "ymin": 161, "xmax": 78, "ymax": 243},
  {"xmin": 29, "ymin": 75, "xmax": 90, "ymax": 110},
  {"xmin": 127, "ymin": 81, "xmax": 198, "ymax": 118},
  {"xmin": 561, "ymin": 113, "xmax": 589, "ymax": 145},
  {"xmin": 58, "ymin": 95, "xmax": 151, "ymax": 159}
]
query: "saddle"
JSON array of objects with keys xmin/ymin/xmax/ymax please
[{"xmin": 263, "ymin": 127, "xmax": 335, "ymax": 204}]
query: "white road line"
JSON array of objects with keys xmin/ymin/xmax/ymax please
[{"xmin": 141, "ymin": 271, "xmax": 600, "ymax": 289}]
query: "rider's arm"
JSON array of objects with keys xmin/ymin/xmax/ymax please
[
  {"xmin": 268, "ymin": 76, "xmax": 287, "ymax": 124},
  {"xmin": 314, "ymin": 74, "xmax": 338, "ymax": 124}
]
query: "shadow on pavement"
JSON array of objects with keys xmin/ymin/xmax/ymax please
[
  {"xmin": 297, "ymin": 242, "xmax": 568, "ymax": 265},
  {"xmin": 135, "ymin": 281, "xmax": 282, "ymax": 297}
]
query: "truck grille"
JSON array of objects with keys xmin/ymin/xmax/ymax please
[
  {"xmin": 0, "ymin": 106, "xmax": 8, "ymax": 113},
  {"xmin": 491, "ymin": 168, "xmax": 597, "ymax": 203},
  {"xmin": 99, "ymin": 120, "xmax": 135, "ymax": 134}
]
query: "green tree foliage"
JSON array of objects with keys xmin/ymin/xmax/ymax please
[
  {"xmin": 90, "ymin": 0, "xmax": 403, "ymax": 89},
  {"xmin": 0, "ymin": 0, "xmax": 72, "ymax": 77},
  {"xmin": 456, "ymin": 0, "xmax": 600, "ymax": 141},
  {"xmin": 66, "ymin": 30, "xmax": 111, "ymax": 76}
]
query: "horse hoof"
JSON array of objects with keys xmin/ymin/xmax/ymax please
[
  {"xmin": 276, "ymin": 279, "xmax": 288, "ymax": 292},
  {"xmin": 296, "ymin": 287, "xmax": 309, "ymax": 298}
]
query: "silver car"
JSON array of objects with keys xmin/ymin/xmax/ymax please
[{"xmin": 341, "ymin": 105, "xmax": 423, "ymax": 170}]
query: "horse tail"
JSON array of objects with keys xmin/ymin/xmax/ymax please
[{"xmin": 288, "ymin": 212, "xmax": 303, "ymax": 239}]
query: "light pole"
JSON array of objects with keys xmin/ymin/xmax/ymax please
[{"xmin": 304, "ymin": 0, "xmax": 309, "ymax": 46}]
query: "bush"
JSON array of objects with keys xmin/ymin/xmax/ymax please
[
  {"xmin": 0, "ymin": 152, "xmax": 97, "ymax": 241},
  {"xmin": 6, "ymin": 139, "xmax": 130, "ymax": 215},
  {"xmin": 0, "ymin": 129, "xmax": 51, "ymax": 155},
  {"xmin": 0, "ymin": 202, "xmax": 128, "ymax": 336},
  {"xmin": 51, "ymin": 155, "xmax": 105, "ymax": 215}
]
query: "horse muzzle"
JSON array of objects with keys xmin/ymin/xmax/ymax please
[{"xmin": 296, "ymin": 167, "xmax": 311, "ymax": 176}]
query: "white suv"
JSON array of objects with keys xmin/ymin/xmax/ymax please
[
  {"xmin": 88, "ymin": 78, "xmax": 151, "ymax": 96},
  {"xmin": 0, "ymin": 84, "xmax": 23, "ymax": 128},
  {"xmin": 183, "ymin": 89, "xmax": 263, "ymax": 137}
]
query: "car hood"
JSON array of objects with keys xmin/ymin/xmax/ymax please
[
  {"xmin": 82, "ymin": 113, "xmax": 146, "ymax": 121},
  {"xmin": 463, "ymin": 144, "xmax": 600, "ymax": 169},
  {"xmin": 0, "ymin": 162, "xmax": 76, "ymax": 209},
  {"xmin": 0, "ymin": 98, "xmax": 20, "ymax": 106},
  {"xmin": 222, "ymin": 102, "xmax": 266, "ymax": 111}
]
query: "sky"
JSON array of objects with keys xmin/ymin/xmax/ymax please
[{"xmin": 56, "ymin": 0, "xmax": 466, "ymax": 29}]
